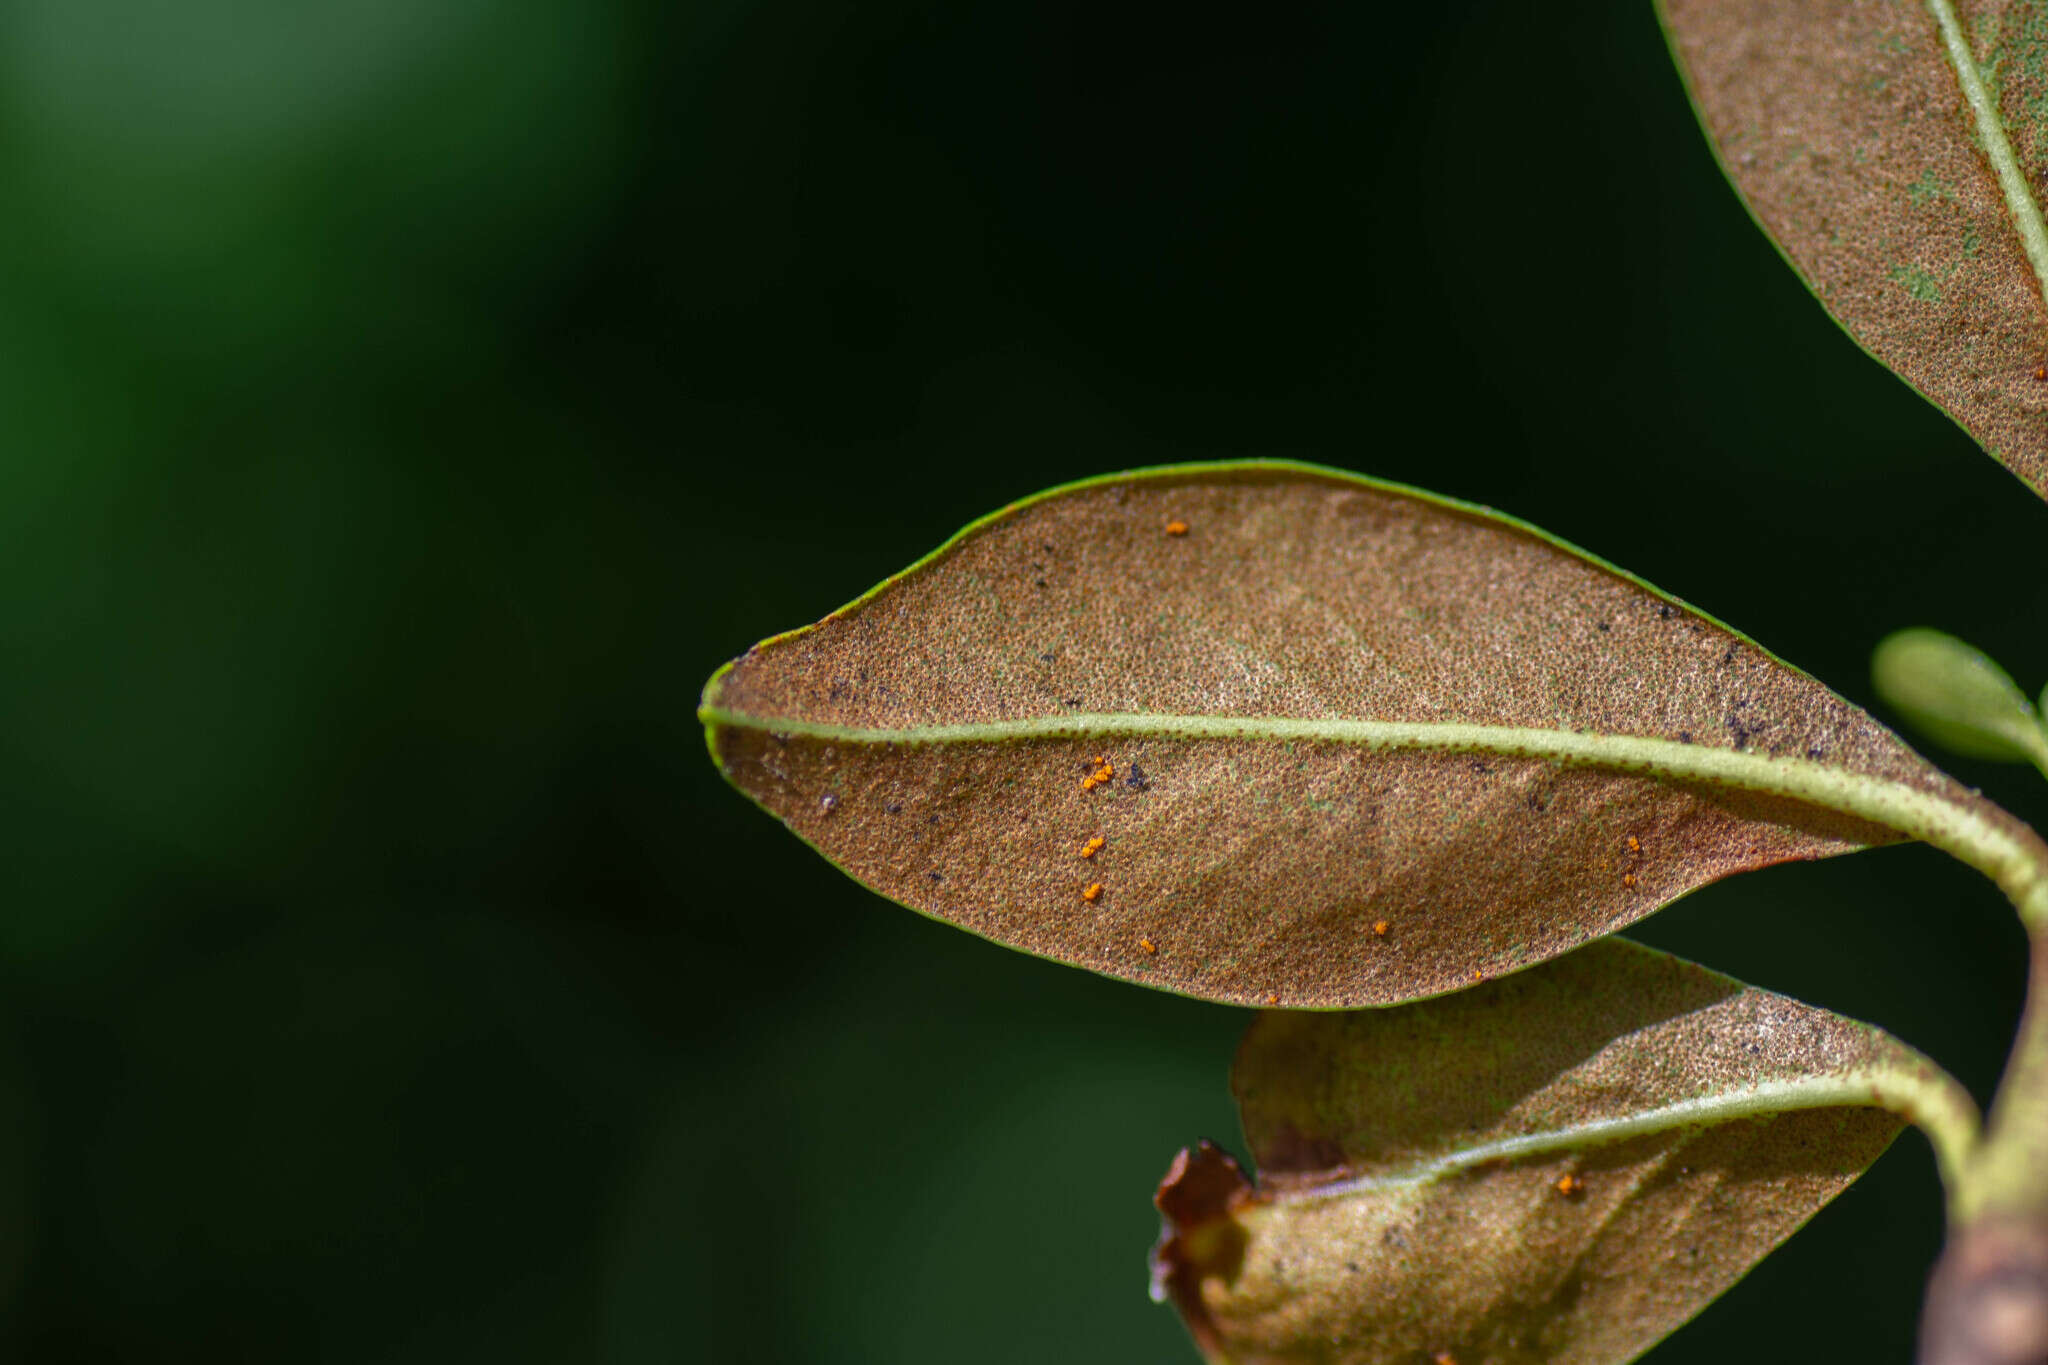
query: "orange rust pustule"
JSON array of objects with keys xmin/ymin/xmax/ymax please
[{"xmin": 1151, "ymin": 1140, "xmax": 1256, "ymax": 1359}]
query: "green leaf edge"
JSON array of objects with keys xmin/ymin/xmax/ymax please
[{"xmin": 700, "ymin": 456, "xmax": 1821, "ymax": 726}]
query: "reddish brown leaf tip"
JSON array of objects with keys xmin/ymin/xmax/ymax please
[{"xmin": 1150, "ymin": 1140, "xmax": 1256, "ymax": 1357}]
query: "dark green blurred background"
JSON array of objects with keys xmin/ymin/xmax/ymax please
[{"xmin": 1, "ymin": 0, "xmax": 2044, "ymax": 1359}]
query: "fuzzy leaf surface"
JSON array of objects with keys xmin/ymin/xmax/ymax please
[
  {"xmin": 700, "ymin": 461, "xmax": 2012, "ymax": 1008},
  {"xmin": 1659, "ymin": 0, "xmax": 2048, "ymax": 501},
  {"xmin": 1150, "ymin": 938, "xmax": 1975, "ymax": 1365}
]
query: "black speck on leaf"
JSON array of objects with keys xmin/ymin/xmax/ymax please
[
  {"xmin": 1034, "ymin": 579, "xmax": 1048, "ymax": 589},
  {"xmin": 1596, "ymin": 622, "xmax": 1611, "ymax": 633},
  {"xmin": 1039, "ymin": 653, "xmax": 1055, "ymax": 662},
  {"xmin": 1062, "ymin": 697, "xmax": 1082, "ymax": 707},
  {"xmin": 884, "ymin": 802, "xmax": 903, "ymax": 814},
  {"xmin": 1806, "ymin": 747, "xmax": 1825, "ymax": 760},
  {"xmin": 927, "ymin": 871, "xmax": 943, "ymax": 883},
  {"xmin": 1126, "ymin": 763, "xmax": 1151, "ymax": 791},
  {"xmin": 1657, "ymin": 604, "xmax": 1675, "ymax": 620},
  {"xmin": 1677, "ymin": 730, "xmax": 1693, "ymax": 744}
]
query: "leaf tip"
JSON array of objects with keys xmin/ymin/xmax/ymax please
[{"xmin": 1151, "ymin": 1140, "xmax": 1255, "ymax": 1358}]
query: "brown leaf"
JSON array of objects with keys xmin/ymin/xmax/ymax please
[
  {"xmin": 1151, "ymin": 938, "xmax": 1976, "ymax": 1365},
  {"xmin": 700, "ymin": 461, "xmax": 2024, "ymax": 1007},
  {"xmin": 1659, "ymin": 0, "xmax": 2048, "ymax": 502}
]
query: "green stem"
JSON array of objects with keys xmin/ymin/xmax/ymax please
[{"xmin": 1955, "ymin": 926, "xmax": 2048, "ymax": 1225}]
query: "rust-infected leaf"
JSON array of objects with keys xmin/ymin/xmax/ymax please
[
  {"xmin": 1152, "ymin": 938, "xmax": 1976, "ymax": 1365},
  {"xmin": 1659, "ymin": 0, "xmax": 2048, "ymax": 502},
  {"xmin": 700, "ymin": 461, "xmax": 2027, "ymax": 1008}
]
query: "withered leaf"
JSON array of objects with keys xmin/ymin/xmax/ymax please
[
  {"xmin": 700, "ymin": 461, "xmax": 2032, "ymax": 1007},
  {"xmin": 1151, "ymin": 938, "xmax": 1977, "ymax": 1365},
  {"xmin": 1659, "ymin": 0, "xmax": 2048, "ymax": 502}
]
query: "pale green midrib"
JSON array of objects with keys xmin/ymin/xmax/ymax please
[
  {"xmin": 702, "ymin": 705, "xmax": 2048, "ymax": 928},
  {"xmin": 1925, "ymin": 0, "xmax": 2048, "ymax": 310},
  {"xmin": 1268, "ymin": 1066, "xmax": 1979, "ymax": 1206}
]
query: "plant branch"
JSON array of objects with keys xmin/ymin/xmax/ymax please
[{"xmin": 1922, "ymin": 811, "xmax": 2048, "ymax": 1365}]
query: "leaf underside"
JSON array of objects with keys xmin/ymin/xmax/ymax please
[
  {"xmin": 1660, "ymin": 0, "xmax": 2048, "ymax": 503},
  {"xmin": 701, "ymin": 461, "xmax": 1978, "ymax": 1008},
  {"xmin": 1151, "ymin": 938, "xmax": 1964, "ymax": 1365}
]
